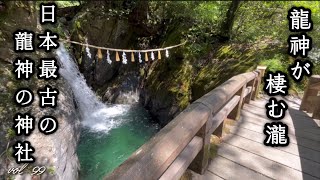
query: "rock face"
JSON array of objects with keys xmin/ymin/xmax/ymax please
[
  {"xmin": 139, "ymin": 49, "xmax": 187, "ymax": 127},
  {"xmin": 62, "ymin": 2, "xmax": 261, "ymax": 128},
  {"xmin": 102, "ymin": 71, "xmax": 140, "ymax": 104},
  {"xmin": 67, "ymin": 2, "xmax": 147, "ymax": 105},
  {"xmin": 65, "ymin": 3, "xmax": 186, "ymax": 125},
  {"xmin": 69, "ymin": 9, "xmax": 135, "ymax": 90},
  {"xmin": 0, "ymin": 2, "xmax": 80, "ymax": 180},
  {"xmin": 140, "ymin": 89, "xmax": 181, "ymax": 127},
  {"xmin": 15, "ymin": 80, "xmax": 81, "ymax": 180}
]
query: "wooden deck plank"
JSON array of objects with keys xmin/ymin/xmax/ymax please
[
  {"xmin": 222, "ymin": 133, "xmax": 320, "ymax": 178},
  {"xmin": 201, "ymin": 171, "xmax": 224, "ymax": 180},
  {"xmin": 242, "ymin": 109, "xmax": 320, "ymax": 131},
  {"xmin": 195, "ymin": 97, "xmax": 320, "ymax": 180},
  {"xmin": 216, "ymin": 142, "xmax": 318, "ymax": 180},
  {"xmin": 207, "ymin": 155, "xmax": 271, "ymax": 180},
  {"xmin": 227, "ymin": 125, "xmax": 320, "ymax": 163},
  {"xmin": 241, "ymin": 111, "xmax": 320, "ymax": 135},
  {"xmin": 236, "ymin": 116, "xmax": 320, "ymax": 143},
  {"xmin": 242, "ymin": 105, "xmax": 320, "ymax": 130},
  {"xmin": 231, "ymin": 117, "xmax": 320, "ymax": 151},
  {"xmin": 244, "ymin": 97, "xmax": 316, "ymax": 115}
]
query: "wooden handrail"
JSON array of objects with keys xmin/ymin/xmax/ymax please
[
  {"xmin": 310, "ymin": 81, "xmax": 320, "ymax": 90},
  {"xmin": 300, "ymin": 75, "xmax": 320, "ymax": 119},
  {"xmin": 105, "ymin": 67, "xmax": 266, "ymax": 180}
]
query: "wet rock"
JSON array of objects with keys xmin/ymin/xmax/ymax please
[
  {"xmin": 27, "ymin": 79, "xmax": 81, "ymax": 180},
  {"xmin": 70, "ymin": 10, "xmax": 134, "ymax": 89},
  {"xmin": 0, "ymin": 2, "xmax": 80, "ymax": 180},
  {"xmin": 102, "ymin": 72, "xmax": 140, "ymax": 104}
]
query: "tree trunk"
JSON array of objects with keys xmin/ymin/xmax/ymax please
[{"xmin": 220, "ymin": 0, "xmax": 241, "ymax": 41}]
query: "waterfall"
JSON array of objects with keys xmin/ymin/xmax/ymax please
[{"xmin": 55, "ymin": 45, "xmax": 129, "ymax": 133}]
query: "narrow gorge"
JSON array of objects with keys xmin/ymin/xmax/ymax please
[{"xmin": 1, "ymin": 1, "xmax": 319, "ymax": 180}]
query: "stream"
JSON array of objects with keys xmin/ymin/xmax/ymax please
[{"xmin": 56, "ymin": 46, "xmax": 159, "ymax": 179}]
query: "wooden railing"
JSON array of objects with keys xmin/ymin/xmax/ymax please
[
  {"xmin": 300, "ymin": 75, "xmax": 320, "ymax": 119},
  {"xmin": 105, "ymin": 66, "xmax": 267, "ymax": 180}
]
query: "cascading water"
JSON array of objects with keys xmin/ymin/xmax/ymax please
[
  {"xmin": 55, "ymin": 45, "xmax": 159, "ymax": 179},
  {"xmin": 56, "ymin": 45, "xmax": 129, "ymax": 132}
]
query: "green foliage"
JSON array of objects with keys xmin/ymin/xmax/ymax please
[
  {"xmin": 5, "ymin": 128, "xmax": 15, "ymax": 140},
  {"xmin": 150, "ymin": 2, "xmax": 229, "ymax": 44},
  {"xmin": 233, "ymin": 1, "xmax": 320, "ymax": 46},
  {"xmin": 260, "ymin": 54, "xmax": 287, "ymax": 73},
  {"xmin": 147, "ymin": 1, "xmax": 320, "ymax": 107}
]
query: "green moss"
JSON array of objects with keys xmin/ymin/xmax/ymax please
[
  {"xmin": 5, "ymin": 147, "xmax": 13, "ymax": 159},
  {"xmin": 146, "ymin": 54, "xmax": 193, "ymax": 109},
  {"xmin": 76, "ymin": 20, "xmax": 81, "ymax": 29},
  {"xmin": 5, "ymin": 128, "xmax": 15, "ymax": 140},
  {"xmin": 55, "ymin": 1, "xmax": 80, "ymax": 8},
  {"xmin": 7, "ymin": 175, "xmax": 14, "ymax": 180},
  {"xmin": 47, "ymin": 166, "xmax": 56, "ymax": 175},
  {"xmin": 191, "ymin": 41, "xmax": 287, "ymax": 100}
]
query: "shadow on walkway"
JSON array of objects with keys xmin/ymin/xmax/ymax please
[{"xmin": 288, "ymin": 107, "xmax": 320, "ymax": 179}]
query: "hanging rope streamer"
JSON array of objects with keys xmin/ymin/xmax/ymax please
[
  {"xmin": 138, "ymin": 52, "xmax": 142, "ymax": 63},
  {"xmin": 122, "ymin": 52, "xmax": 127, "ymax": 64},
  {"xmin": 106, "ymin": 50, "xmax": 112, "ymax": 64},
  {"xmin": 97, "ymin": 49, "xmax": 103, "ymax": 61},
  {"xmin": 131, "ymin": 52, "xmax": 135, "ymax": 62},
  {"xmin": 145, "ymin": 52, "xmax": 148, "ymax": 62},
  {"xmin": 85, "ymin": 38, "xmax": 92, "ymax": 59},
  {"xmin": 61, "ymin": 39, "xmax": 186, "ymax": 64},
  {"xmin": 116, "ymin": 51, "xmax": 120, "ymax": 62}
]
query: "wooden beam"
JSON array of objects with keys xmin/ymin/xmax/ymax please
[
  {"xmin": 189, "ymin": 115, "xmax": 211, "ymax": 174},
  {"xmin": 210, "ymin": 95, "xmax": 240, "ymax": 134},
  {"xmin": 104, "ymin": 71, "xmax": 263, "ymax": 180},
  {"xmin": 195, "ymin": 72, "xmax": 256, "ymax": 115},
  {"xmin": 254, "ymin": 66, "xmax": 267, "ymax": 99},
  {"xmin": 257, "ymin": 66, "xmax": 267, "ymax": 77},
  {"xmin": 310, "ymin": 82, "xmax": 320, "ymax": 90},
  {"xmin": 300, "ymin": 75, "xmax": 320, "ymax": 112},
  {"xmin": 312, "ymin": 96, "xmax": 320, "ymax": 120},
  {"xmin": 244, "ymin": 86, "xmax": 253, "ymax": 97},
  {"xmin": 159, "ymin": 136, "xmax": 203, "ymax": 180},
  {"xmin": 244, "ymin": 80, "xmax": 255, "ymax": 104},
  {"xmin": 228, "ymin": 85, "xmax": 246, "ymax": 120}
]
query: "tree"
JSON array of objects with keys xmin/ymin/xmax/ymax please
[{"xmin": 219, "ymin": 0, "xmax": 241, "ymax": 41}]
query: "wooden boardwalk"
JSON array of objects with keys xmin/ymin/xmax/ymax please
[
  {"xmin": 106, "ymin": 72, "xmax": 320, "ymax": 180},
  {"xmin": 200, "ymin": 96, "xmax": 320, "ymax": 180}
]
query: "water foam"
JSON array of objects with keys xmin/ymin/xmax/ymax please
[{"xmin": 55, "ymin": 45, "xmax": 129, "ymax": 133}]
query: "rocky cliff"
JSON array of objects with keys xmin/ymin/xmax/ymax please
[
  {"xmin": 63, "ymin": 2, "xmax": 273, "ymax": 127},
  {"xmin": 0, "ymin": 2, "xmax": 80, "ymax": 179}
]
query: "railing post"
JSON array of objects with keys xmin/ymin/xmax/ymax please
[
  {"xmin": 253, "ymin": 66, "xmax": 267, "ymax": 100},
  {"xmin": 300, "ymin": 75, "xmax": 320, "ymax": 114},
  {"xmin": 312, "ymin": 96, "xmax": 320, "ymax": 120},
  {"xmin": 244, "ymin": 78, "xmax": 256, "ymax": 104},
  {"xmin": 189, "ymin": 116, "xmax": 211, "ymax": 175},
  {"xmin": 251, "ymin": 71, "xmax": 260, "ymax": 101},
  {"xmin": 228, "ymin": 85, "xmax": 246, "ymax": 120}
]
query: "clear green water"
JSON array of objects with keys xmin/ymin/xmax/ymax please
[{"xmin": 77, "ymin": 105, "xmax": 159, "ymax": 180}]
